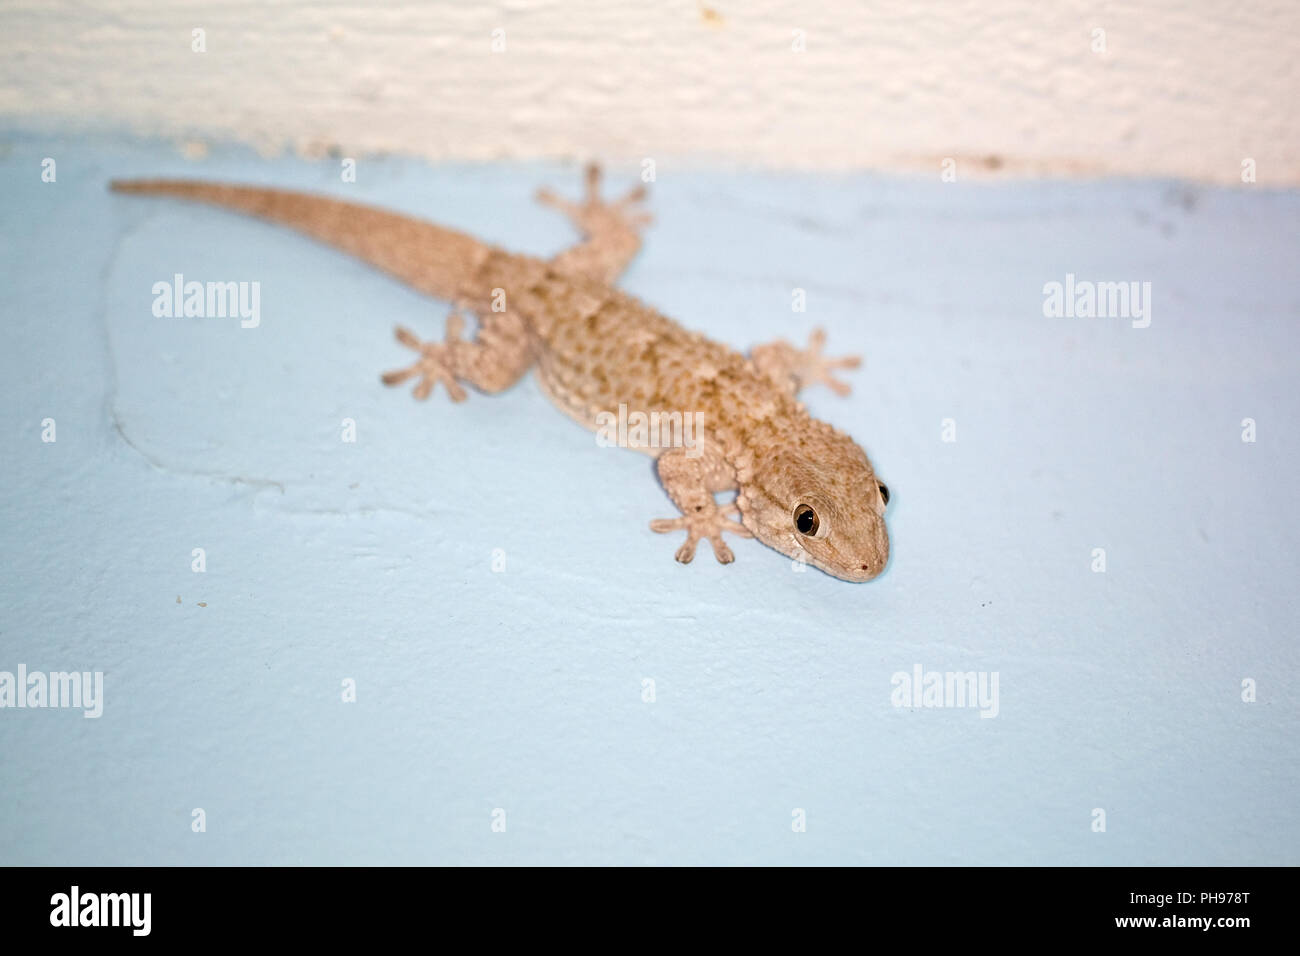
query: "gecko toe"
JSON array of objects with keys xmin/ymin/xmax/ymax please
[
  {"xmin": 383, "ymin": 324, "xmax": 469, "ymax": 402},
  {"xmin": 380, "ymin": 366, "xmax": 418, "ymax": 386},
  {"xmin": 654, "ymin": 501, "xmax": 748, "ymax": 567}
]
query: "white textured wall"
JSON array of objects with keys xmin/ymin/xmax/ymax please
[{"xmin": 2, "ymin": 0, "xmax": 1297, "ymax": 183}]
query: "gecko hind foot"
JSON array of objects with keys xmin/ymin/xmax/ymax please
[
  {"xmin": 380, "ymin": 313, "xmax": 469, "ymax": 402},
  {"xmin": 536, "ymin": 162, "xmax": 652, "ymax": 232},
  {"xmin": 537, "ymin": 163, "xmax": 651, "ymax": 285},
  {"xmin": 650, "ymin": 502, "xmax": 753, "ymax": 565},
  {"xmin": 751, "ymin": 327, "xmax": 861, "ymax": 397}
]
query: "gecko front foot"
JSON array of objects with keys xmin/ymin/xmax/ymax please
[
  {"xmin": 650, "ymin": 502, "xmax": 753, "ymax": 565},
  {"xmin": 381, "ymin": 313, "xmax": 469, "ymax": 402},
  {"xmin": 751, "ymin": 328, "xmax": 861, "ymax": 397}
]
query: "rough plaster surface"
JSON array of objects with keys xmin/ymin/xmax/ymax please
[
  {"xmin": 0, "ymin": 133, "xmax": 1297, "ymax": 864},
  {"xmin": 1, "ymin": 0, "xmax": 1297, "ymax": 184}
]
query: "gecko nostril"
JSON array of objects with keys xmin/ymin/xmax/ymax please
[{"xmin": 860, "ymin": 564, "xmax": 870, "ymax": 571}]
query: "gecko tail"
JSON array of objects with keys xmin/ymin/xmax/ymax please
[{"xmin": 109, "ymin": 178, "xmax": 497, "ymax": 304}]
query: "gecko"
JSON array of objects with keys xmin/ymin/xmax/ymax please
[{"xmin": 110, "ymin": 166, "xmax": 891, "ymax": 581}]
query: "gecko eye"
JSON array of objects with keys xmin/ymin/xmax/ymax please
[
  {"xmin": 878, "ymin": 482, "xmax": 890, "ymax": 505},
  {"xmin": 793, "ymin": 503, "xmax": 819, "ymax": 536}
]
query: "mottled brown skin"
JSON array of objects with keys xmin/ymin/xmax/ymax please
[{"xmin": 110, "ymin": 167, "xmax": 890, "ymax": 580}]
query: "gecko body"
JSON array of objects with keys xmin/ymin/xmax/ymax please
[{"xmin": 111, "ymin": 167, "xmax": 890, "ymax": 581}]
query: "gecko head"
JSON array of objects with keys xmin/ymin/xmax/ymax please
[{"xmin": 739, "ymin": 420, "xmax": 890, "ymax": 582}]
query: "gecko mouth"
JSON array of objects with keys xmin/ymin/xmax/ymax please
[
  {"xmin": 810, "ymin": 552, "xmax": 887, "ymax": 582},
  {"xmin": 788, "ymin": 532, "xmax": 886, "ymax": 582},
  {"xmin": 831, "ymin": 543, "xmax": 889, "ymax": 582},
  {"xmin": 831, "ymin": 537, "xmax": 888, "ymax": 581}
]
